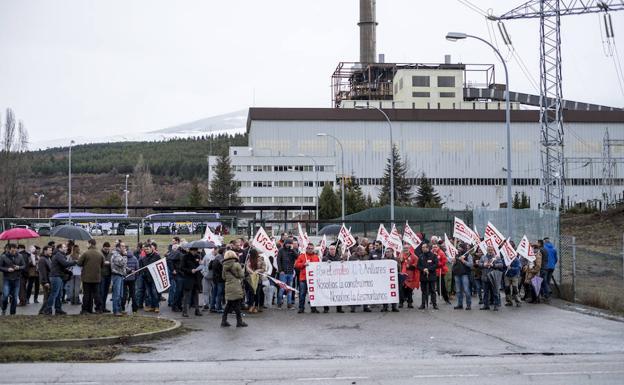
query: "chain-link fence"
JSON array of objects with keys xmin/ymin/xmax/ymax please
[{"xmin": 559, "ymin": 234, "xmax": 624, "ymax": 313}]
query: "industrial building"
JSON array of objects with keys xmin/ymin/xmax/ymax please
[{"xmin": 208, "ymin": 0, "xmax": 624, "ymax": 218}]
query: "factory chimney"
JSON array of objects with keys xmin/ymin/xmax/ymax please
[{"xmin": 358, "ymin": 0, "xmax": 377, "ymax": 63}]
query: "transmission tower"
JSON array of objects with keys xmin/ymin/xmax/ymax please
[{"xmin": 492, "ymin": 0, "xmax": 624, "ymax": 210}]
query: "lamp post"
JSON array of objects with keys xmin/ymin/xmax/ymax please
[
  {"xmin": 298, "ymin": 154, "xmax": 319, "ymax": 234},
  {"xmin": 34, "ymin": 193, "xmax": 44, "ymax": 219},
  {"xmin": 355, "ymin": 105, "xmax": 395, "ymax": 224},
  {"xmin": 124, "ymin": 174, "xmax": 130, "ymax": 217},
  {"xmin": 446, "ymin": 32, "xmax": 513, "ymax": 239},
  {"xmin": 68, "ymin": 140, "xmax": 75, "ymax": 224},
  {"xmin": 317, "ymin": 133, "xmax": 345, "ymax": 222}
]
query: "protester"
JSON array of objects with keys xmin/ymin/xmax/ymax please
[
  {"xmin": 245, "ymin": 248, "xmax": 266, "ymax": 313},
  {"xmin": 504, "ymin": 254, "xmax": 522, "ymax": 308},
  {"xmin": 111, "ymin": 242, "xmax": 128, "ymax": 316},
  {"xmin": 522, "ymin": 243, "xmax": 543, "ymax": 304},
  {"xmin": 451, "ymin": 244, "xmax": 473, "ymax": 310},
  {"xmin": 124, "ymin": 247, "xmax": 139, "ymax": 314},
  {"xmin": 479, "ymin": 246, "xmax": 504, "ymax": 311},
  {"xmin": 276, "ymin": 238, "xmax": 297, "ymax": 309},
  {"xmin": 348, "ymin": 245, "xmax": 372, "ymax": 313},
  {"xmin": 77, "ymin": 239, "xmax": 104, "ymax": 314},
  {"xmin": 209, "ymin": 247, "xmax": 225, "ymax": 313},
  {"xmin": 141, "ymin": 242, "xmax": 161, "ymax": 313},
  {"xmin": 294, "ymin": 242, "xmax": 321, "ymax": 314},
  {"xmin": 417, "ymin": 243, "xmax": 438, "ymax": 309},
  {"xmin": 221, "ymin": 250, "xmax": 247, "ymax": 327},
  {"xmin": 25, "ymin": 246, "xmax": 40, "ymax": 305},
  {"xmin": 369, "ymin": 240, "xmax": 383, "ymax": 260},
  {"xmin": 322, "ymin": 244, "xmax": 344, "ymax": 313},
  {"xmin": 0, "ymin": 243, "xmax": 25, "ymax": 315},
  {"xmin": 472, "ymin": 247, "xmax": 484, "ymax": 304},
  {"xmin": 432, "ymin": 243, "xmax": 451, "ymax": 305},
  {"xmin": 398, "ymin": 245, "xmax": 418, "ymax": 308},
  {"xmin": 179, "ymin": 247, "xmax": 203, "ymax": 317},
  {"xmin": 99, "ymin": 242, "xmax": 113, "ymax": 313},
  {"xmin": 540, "ymin": 237, "xmax": 558, "ymax": 303},
  {"xmin": 66, "ymin": 244, "xmax": 82, "ymax": 305},
  {"xmin": 46, "ymin": 243, "xmax": 76, "ymax": 315},
  {"xmin": 200, "ymin": 248, "xmax": 215, "ymax": 310},
  {"xmin": 382, "ymin": 248, "xmax": 400, "ymax": 313},
  {"xmin": 17, "ymin": 244, "xmax": 29, "ymax": 306},
  {"xmin": 37, "ymin": 246, "xmax": 52, "ymax": 314}
]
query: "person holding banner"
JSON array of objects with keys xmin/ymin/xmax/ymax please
[
  {"xmin": 417, "ymin": 243, "xmax": 438, "ymax": 310},
  {"xmin": 382, "ymin": 248, "xmax": 400, "ymax": 313},
  {"xmin": 221, "ymin": 250, "xmax": 247, "ymax": 327},
  {"xmin": 322, "ymin": 245, "xmax": 344, "ymax": 314},
  {"xmin": 432, "ymin": 243, "xmax": 451, "ymax": 305},
  {"xmin": 179, "ymin": 247, "xmax": 203, "ymax": 317},
  {"xmin": 348, "ymin": 246, "xmax": 372, "ymax": 313},
  {"xmin": 398, "ymin": 245, "xmax": 418, "ymax": 309},
  {"xmin": 479, "ymin": 246, "xmax": 504, "ymax": 311},
  {"xmin": 522, "ymin": 244, "xmax": 543, "ymax": 304},
  {"xmin": 294, "ymin": 242, "xmax": 320, "ymax": 314},
  {"xmin": 141, "ymin": 243, "xmax": 162, "ymax": 314},
  {"xmin": 504, "ymin": 254, "xmax": 522, "ymax": 308},
  {"xmin": 276, "ymin": 239, "xmax": 297, "ymax": 310},
  {"xmin": 245, "ymin": 248, "xmax": 266, "ymax": 314},
  {"xmin": 451, "ymin": 246, "xmax": 473, "ymax": 310}
]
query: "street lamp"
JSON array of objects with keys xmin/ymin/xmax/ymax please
[
  {"xmin": 317, "ymin": 133, "xmax": 345, "ymax": 222},
  {"xmin": 298, "ymin": 154, "xmax": 319, "ymax": 234},
  {"xmin": 446, "ymin": 31, "xmax": 513, "ymax": 239},
  {"xmin": 68, "ymin": 140, "xmax": 75, "ymax": 224},
  {"xmin": 34, "ymin": 193, "xmax": 45, "ymax": 219},
  {"xmin": 124, "ymin": 174, "xmax": 130, "ymax": 217},
  {"xmin": 355, "ymin": 105, "xmax": 395, "ymax": 224}
]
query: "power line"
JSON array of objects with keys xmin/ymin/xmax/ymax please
[{"xmin": 455, "ymin": 0, "xmax": 488, "ymax": 17}]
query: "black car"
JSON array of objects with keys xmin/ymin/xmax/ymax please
[
  {"xmin": 116, "ymin": 223, "xmax": 128, "ymax": 236},
  {"xmin": 194, "ymin": 224, "xmax": 207, "ymax": 235},
  {"xmin": 156, "ymin": 226, "xmax": 171, "ymax": 235},
  {"xmin": 37, "ymin": 226, "xmax": 51, "ymax": 236},
  {"xmin": 143, "ymin": 226, "xmax": 153, "ymax": 235},
  {"xmin": 177, "ymin": 225, "xmax": 190, "ymax": 235}
]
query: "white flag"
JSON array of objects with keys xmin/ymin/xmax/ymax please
[
  {"xmin": 453, "ymin": 217, "xmax": 476, "ymax": 245},
  {"xmin": 479, "ymin": 236, "xmax": 500, "ymax": 256},
  {"xmin": 338, "ymin": 224, "xmax": 356, "ymax": 253},
  {"xmin": 403, "ymin": 221, "xmax": 422, "ymax": 249},
  {"xmin": 203, "ymin": 225, "xmax": 223, "ymax": 246},
  {"xmin": 444, "ymin": 233, "xmax": 458, "ymax": 259},
  {"xmin": 484, "ymin": 221, "xmax": 505, "ymax": 246},
  {"xmin": 516, "ymin": 235, "xmax": 536, "ymax": 262},
  {"xmin": 297, "ymin": 223, "xmax": 310, "ymax": 252},
  {"xmin": 500, "ymin": 238, "xmax": 518, "ymax": 267},
  {"xmin": 320, "ymin": 234, "xmax": 327, "ymax": 256},
  {"xmin": 252, "ymin": 227, "xmax": 278, "ymax": 257},
  {"xmin": 147, "ymin": 259, "xmax": 171, "ymax": 293},
  {"xmin": 390, "ymin": 224, "xmax": 403, "ymax": 247},
  {"xmin": 376, "ymin": 224, "xmax": 390, "ymax": 247}
]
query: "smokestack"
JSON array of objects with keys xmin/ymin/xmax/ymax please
[{"xmin": 358, "ymin": 0, "xmax": 377, "ymax": 63}]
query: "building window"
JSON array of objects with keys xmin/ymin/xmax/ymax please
[
  {"xmin": 252, "ymin": 181, "xmax": 272, "ymax": 188},
  {"xmin": 412, "ymin": 76, "xmax": 430, "ymax": 87},
  {"xmin": 437, "ymin": 76, "xmax": 455, "ymax": 87},
  {"xmin": 412, "ymin": 92, "xmax": 430, "ymax": 98},
  {"xmin": 399, "ymin": 78, "xmax": 404, "ymax": 90},
  {"xmin": 440, "ymin": 92, "xmax": 456, "ymax": 98}
]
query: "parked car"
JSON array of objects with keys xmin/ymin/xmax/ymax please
[
  {"xmin": 37, "ymin": 226, "xmax": 51, "ymax": 236},
  {"xmin": 143, "ymin": 226, "xmax": 153, "ymax": 235},
  {"xmin": 116, "ymin": 223, "xmax": 128, "ymax": 236},
  {"xmin": 156, "ymin": 226, "xmax": 171, "ymax": 235},
  {"xmin": 194, "ymin": 224, "xmax": 207, "ymax": 235},
  {"xmin": 177, "ymin": 225, "xmax": 190, "ymax": 235},
  {"xmin": 124, "ymin": 224, "xmax": 139, "ymax": 236},
  {"xmin": 90, "ymin": 225, "xmax": 103, "ymax": 236}
]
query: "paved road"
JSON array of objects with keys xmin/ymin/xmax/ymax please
[{"xmin": 3, "ymin": 298, "xmax": 624, "ymax": 384}]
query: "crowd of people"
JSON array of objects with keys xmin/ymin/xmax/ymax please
[{"xmin": 0, "ymin": 232, "xmax": 559, "ymax": 328}]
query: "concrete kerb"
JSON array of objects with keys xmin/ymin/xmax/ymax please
[{"xmin": 2, "ymin": 319, "xmax": 183, "ymax": 348}]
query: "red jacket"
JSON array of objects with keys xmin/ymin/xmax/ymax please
[
  {"xmin": 400, "ymin": 251, "xmax": 420, "ymax": 289},
  {"xmin": 434, "ymin": 248, "xmax": 448, "ymax": 276},
  {"xmin": 294, "ymin": 252, "xmax": 320, "ymax": 281}
]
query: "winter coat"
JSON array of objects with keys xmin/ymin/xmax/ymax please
[
  {"xmin": 451, "ymin": 253, "xmax": 473, "ymax": 276},
  {"xmin": 222, "ymin": 253, "xmax": 244, "ymax": 301},
  {"xmin": 111, "ymin": 248, "xmax": 128, "ymax": 276},
  {"xmin": 101, "ymin": 250, "xmax": 112, "ymax": 277},
  {"xmin": 400, "ymin": 251, "xmax": 420, "ymax": 289},
  {"xmin": 369, "ymin": 248, "xmax": 383, "ymax": 260},
  {"xmin": 323, "ymin": 250, "xmax": 342, "ymax": 262},
  {"xmin": 505, "ymin": 257, "xmax": 521, "ymax": 278},
  {"xmin": 179, "ymin": 251, "xmax": 202, "ymax": 290},
  {"xmin": 78, "ymin": 246, "xmax": 105, "ymax": 283},
  {"xmin": 478, "ymin": 253, "xmax": 504, "ymax": 281},
  {"xmin": 37, "ymin": 255, "xmax": 52, "ymax": 284},
  {"xmin": 417, "ymin": 251, "xmax": 438, "ymax": 282},
  {"xmin": 544, "ymin": 242, "xmax": 558, "ymax": 270},
  {"xmin": 245, "ymin": 256, "xmax": 266, "ymax": 288},
  {"xmin": 0, "ymin": 251, "xmax": 25, "ymax": 281},
  {"xmin": 523, "ymin": 249, "xmax": 542, "ymax": 284},
  {"xmin": 141, "ymin": 252, "xmax": 161, "ymax": 283},
  {"xmin": 294, "ymin": 252, "xmax": 320, "ymax": 281},
  {"xmin": 49, "ymin": 251, "xmax": 76, "ymax": 278},
  {"xmin": 26, "ymin": 252, "xmax": 39, "ymax": 277},
  {"xmin": 125, "ymin": 255, "xmax": 139, "ymax": 281},
  {"xmin": 435, "ymin": 249, "xmax": 448, "ymax": 276},
  {"xmin": 277, "ymin": 246, "xmax": 297, "ymax": 274},
  {"xmin": 210, "ymin": 254, "xmax": 225, "ymax": 284}
]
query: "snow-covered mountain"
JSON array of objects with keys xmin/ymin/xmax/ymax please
[{"xmin": 29, "ymin": 109, "xmax": 247, "ymax": 150}]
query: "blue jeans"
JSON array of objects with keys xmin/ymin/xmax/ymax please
[
  {"xmin": 167, "ymin": 268, "xmax": 177, "ymax": 307},
  {"xmin": 135, "ymin": 275, "xmax": 145, "ymax": 308},
  {"xmin": 482, "ymin": 279, "xmax": 500, "ymax": 307},
  {"xmin": 474, "ymin": 278, "xmax": 482, "ymax": 300},
  {"xmin": 454, "ymin": 274, "xmax": 471, "ymax": 307},
  {"xmin": 146, "ymin": 281, "xmax": 160, "ymax": 309},
  {"xmin": 2, "ymin": 278, "xmax": 20, "ymax": 315},
  {"xmin": 47, "ymin": 277, "xmax": 64, "ymax": 314},
  {"xmin": 211, "ymin": 282, "xmax": 224, "ymax": 311},
  {"xmin": 111, "ymin": 274, "xmax": 124, "ymax": 314},
  {"xmin": 100, "ymin": 275, "xmax": 112, "ymax": 310},
  {"xmin": 298, "ymin": 280, "xmax": 307, "ymax": 311},
  {"xmin": 540, "ymin": 269, "xmax": 553, "ymax": 299},
  {"xmin": 277, "ymin": 273, "xmax": 294, "ymax": 306}
]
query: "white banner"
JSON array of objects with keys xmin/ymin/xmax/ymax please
[
  {"xmin": 203, "ymin": 226, "xmax": 223, "ymax": 246},
  {"xmin": 402, "ymin": 221, "xmax": 422, "ymax": 249},
  {"xmin": 453, "ymin": 217, "xmax": 480, "ymax": 245},
  {"xmin": 337, "ymin": 224, "xmax": 356, "ymax": 252},
  {"xmin": 444, "ymin": 233, "xmax": 458, "ymax": 259},
  {"xmin": 376, "ymin": 224, "xmax": 390, "ymax": 247},
  {"xmin": 252, "ymin": 227, "xmax": 278, "ymax": 257},
  {"xmin": 484, "ymin": 221, "xmax": 505, "ymax": 245},
  {"xmin": 500, "ymin": 238, "xmax": 518, "ymax": 267},
  {"xmin": 147, "ymin": 259, "xmax": 171, "ymax": 293},
  {"xmin": 478, "ymin": 236, "xmax": 500, "ymax": 256},
  {"xmin": 306, "ymin": 260, "xmax": 399, "ymax": 307},
  {"xmin": 297, "ymin": 222, "xmax": 310, "ymax": 252},
  {"xmin": 516, "ymin": 235, "xmax": 536, "ymax": 262},
  {"xmin": 320, "ymin": 234, "xmax": 327, "ymax": 256}
]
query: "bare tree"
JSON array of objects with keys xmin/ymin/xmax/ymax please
[
  {"xmin": 0, "ymin": 108, "xmax": 29, "ymax": 217},
  {"xmin": 131, "ymin": 153, "xmax": 156, "ymax": 215}
]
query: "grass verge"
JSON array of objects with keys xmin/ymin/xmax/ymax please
[{"xmin": 0, "ymin": 345, "xmax": 155, "ymax": 362}]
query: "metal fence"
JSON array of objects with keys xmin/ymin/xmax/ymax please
[
  {"xmin": 473, "ymin": 208, "xmax": 560, "ymax": 246},
  {"xmin": 559, "ymin": 234, "xmax": 624, "ymax": 313}
]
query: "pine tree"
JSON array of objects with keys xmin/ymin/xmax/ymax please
[
  {"xmin": 209, "ymin": 154, "xmax": 241, "ymax": 206},
  {"xmin": 520, "ymin": 192, "xmax": 530, "ymax": 208},
  {"xmin": 366, "ymin": 194, "xmax": 374, "ymax": 209},
  {"xmin": 414, "ymin": 172, "xmax": 443, "ymax": 208},
  {"xmin": 101, "ymin": 192, "xmax": 123, "ymax": 207},
  {"xmin": 345, "ymin": 174, "xmax": 367, "ymax": 215},
  {"xmin": 188, "ymin": 180, "xmax": 204, "ymax": 206},
  {"xmin": 131, "ymin": 154, "xmax": 156, "ymax": 215},
  {"xmin": 513, "ymin": 192, "xmax": 521, "ymax": 209},
  {"xmin": 318, "ymin": 184, "xmax": 340, "ymax": 219},
  {"xmin": 378, "ymin": 144, "xmax": 413, "ymax": 207}
]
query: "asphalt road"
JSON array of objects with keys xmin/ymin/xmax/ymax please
[{"xmin": 3, "ymin": 298, "xmax": 624, "ymax": 384}]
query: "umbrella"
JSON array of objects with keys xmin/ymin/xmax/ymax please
[
  {"xmin": 531, "ymin": 276, "xmax": 543, "ymax": 297},
  {"xmin": 50, "ymin": 225, "xmax": 93, "ymax": 241},
  {"xmin": 0, "ymin": 228, "xmax": 40, "ymax": 241},
  {"xmin": 318, "ymin": 224, "xmax": 341, "ymax": 236},
  {"xmin": 186, "ymin": 239, "xmax": 216, "ymax": 249}
]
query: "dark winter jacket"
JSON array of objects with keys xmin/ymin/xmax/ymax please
[
  {"xmin": 49, "ymin": 251, "xmax": 76, "ymax": 278},
  {"xmin": 478, "ymin": 253, "xmax": 504, "ymax": 281},
  {"xmin": 417, "ymin": 251, "xmax": 438, "ymax": 282},
  {"xmin": 125, "ymin": 255, "xmax": 139, "ymax": 281},
  {"xmin": 505, "ymin": 257, "xmax": 521, "ymax": 278},
  {"xmin": 210, "ymin": 254, "xmax": 225, "ymax": 284},
  {"xmin": 37, "ymin": 255, "xmax": 52, "ymax": 284},
  {"xmin": 78, "ymin": 246, "xmax": 104, "ymax": 283},
  {"xmin": 101, "ymin": 250, "xmax": 112, "ymax": 277},
  {"xmin": 277, "ymin": 246, "xmax": 298, "ymax": 275},
  {"xmin": 451, "ymin": 253, "xmax": 473, "ymax": 276},
  {"xmin": 141, "ymin": 252, "xmax": 161, "ymax": 283},
  {"xmin": 0, "ymin": 251, "xmax": 25, "ymax": 281}
]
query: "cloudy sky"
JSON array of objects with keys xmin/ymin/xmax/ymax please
[{"xmin": 0, "ymin": 0, "xmax": 622, "ymax": 143}]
